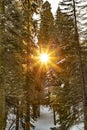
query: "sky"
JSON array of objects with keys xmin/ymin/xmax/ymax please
[{"xmin": 43, "ymin": 0, "xmax": 60, "ymax": 16}]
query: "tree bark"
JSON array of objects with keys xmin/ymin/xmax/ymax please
[
  {"xmin": 0, "ymin": 89, "xmax": 6, "ymax": 130},
  {"xmin": 0, "ymin": 0, "xmax": 6, "ymax": 129},
  {"xmin": 25, "ymin": 102, "xmax": 30, "ymax": 130},
  {"xmin": 25, "ymin": 0, "xmax": 32, "ymax": 130},
  {"xmin": 53, "ymin": 109, "xmax": 56, "ymax": 125},
  {"xmin": 16, "ymin": 101, "xmax": 19, "ymax": 130}
]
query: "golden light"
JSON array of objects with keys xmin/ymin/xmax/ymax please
[{"xmin": 39, "ymin": 53, "xmax": 49, "ymax": 63}]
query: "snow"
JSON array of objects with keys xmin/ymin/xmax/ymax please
[
  {"xmin": 5, "ymin": 108, "xmax": 23, "ymax": 130},
  {"xmin": 34, "ymin": 106, "xmax": 84, "ymax": 130},
  {"xmin": 69, "ymin": 123, "xmax": 84, "ymax": 130},
  {"xmin": 34, "ymin": 106, "xmax": 58, "ymax": 130},
  {"xmin": 5, "ymin": 106, "xmax": 84, "ymax": 130},
  {"xmin": 5, "ymin": 109, "xmax": 16, "ymax": 130}
]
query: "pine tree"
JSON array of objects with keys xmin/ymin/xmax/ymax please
[
  {"xmin": 53, "ymin": 0, "xmax": 87, "ymax": 129},
  {"xmin": 38, "ymin": 1, "xmax": 54, "ymax": 48},
  {"xmin": 50, "ymin": 7, "xmax": 82, "ymax": 129},
  {"xmin": 21, "ymin": 0, "xmax": 43, "ymax": 129},
  {"xmin": 72, "ymin": 1, "xmax": 87, "ymax": 129},
  {"xmin": 1, "ymin": 0, "xmax": 25, "ymax": 129},
  {"xmin": 2, "ymin": 0, "xmax": 24, "ymax": 100}
]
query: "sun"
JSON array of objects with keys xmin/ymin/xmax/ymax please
[{"xmin": 39, "ymin": 53, "xmax": 49, "ymax": 63}]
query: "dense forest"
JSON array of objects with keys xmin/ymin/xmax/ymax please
[{"xmin": 0, "ymin": 0, "xmax": 87, "ymax": 130}]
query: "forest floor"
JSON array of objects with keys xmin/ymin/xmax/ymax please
[
  {"xmin": 34, "ymin": 106, "xmax": 84, "ymax": 130},
  {"xmin": 5, "ymin": 105, "xmax": 84, "ymax": 130},
  {"xmin": 34, "ymin": 106, "xmax": 58, "ymax": 130}
]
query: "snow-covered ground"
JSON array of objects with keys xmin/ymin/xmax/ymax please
[
  {"xmin": 34, "ymin": 106, "xmax": 58, "ymax": 130},
  {"xmin": 5, "ymin": 106, "xmax": 84, "ymax": 130},
  {"xmin": 34, "ymin": 106, "xmax": 84, "ymax": 130},
  {"xmin": 5, "ymin": 108, "xmax": 24, "ymax": 130},
  {"xmin": 70, "ymin": 123, "xmax": 84, "ymax": 130}
]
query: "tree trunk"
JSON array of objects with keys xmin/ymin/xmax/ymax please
[
  {"xmin": 25, "ymin": 103, "xmax": 30, "ymax": 130},
  {"xmin": 53, "ymin": 109, "xmax": 56, "ymax": 125},
  {"xmin": 0, "ymin": 88, "xmax": 6, "ymax": 130},
  {"xmin": 25, "ymin": 1, "xmax": 32, "ymax": 130},
  {"xmin": 16, "ymin": 101, "xmax": 19, "ymax": 130},
  {"xmin": 25, "ymin": 73, "xmax": 31, "ymax": 130},
  {"xmin": 0, "ymin": 0, "xmax": 6, "ymax": 129},
  {"xmin": 37, "ymin": 105, "xmax": 40, "ymax": 117}
]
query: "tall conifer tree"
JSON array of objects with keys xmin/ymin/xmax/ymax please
[
  {"xmin": 54, "ymin": 0, "xmax": 87, "ymax": 129},
  {"xmin": 38, "ymin": 1, "xmax": 54, "ymax": 48},
  {"xmin": 52, "ymin": 7, "xmax": 82, "ymax": 129}
]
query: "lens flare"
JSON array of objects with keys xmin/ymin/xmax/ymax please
[{"xmin": 40, "ymin": 53, "xmax": 49, "ymax": 63}]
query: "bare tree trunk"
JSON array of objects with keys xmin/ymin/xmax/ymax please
[
  {"xmin": 73, "ymin": 0, "xmax": 87, "ymax": 129},
  {"xmin": 0, "ymin": 0, "xmax": 6, "ymax": 129},
  {"xmin": 16, "ymin": 101, "xmax": 19, "ymax": 130},
  {"xmin": 25, "ymin": 0, "xmax": 32, "ymax": 130},
  {"xmin": 37, "ymin": 105, "xmax": 40, "ymax": 117},
  {"xmin": 0, "ymin": 89, "xmax": 6, "ymax": 130},
  {"xmin": 25, "ymin": 102, "xmax": 30, "ymax": 130},
  {"xmin": 53, "ymin": 109, "xmax": 56, "ymax": 125}
]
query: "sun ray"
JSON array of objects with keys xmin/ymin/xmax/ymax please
[
  {"xmin": 31, "ymin": 47, "xmax": 63, "ymax": 77},
  {"xmin": 39, "ymin": 53, "xmax": 49, "ymax": 63}
]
